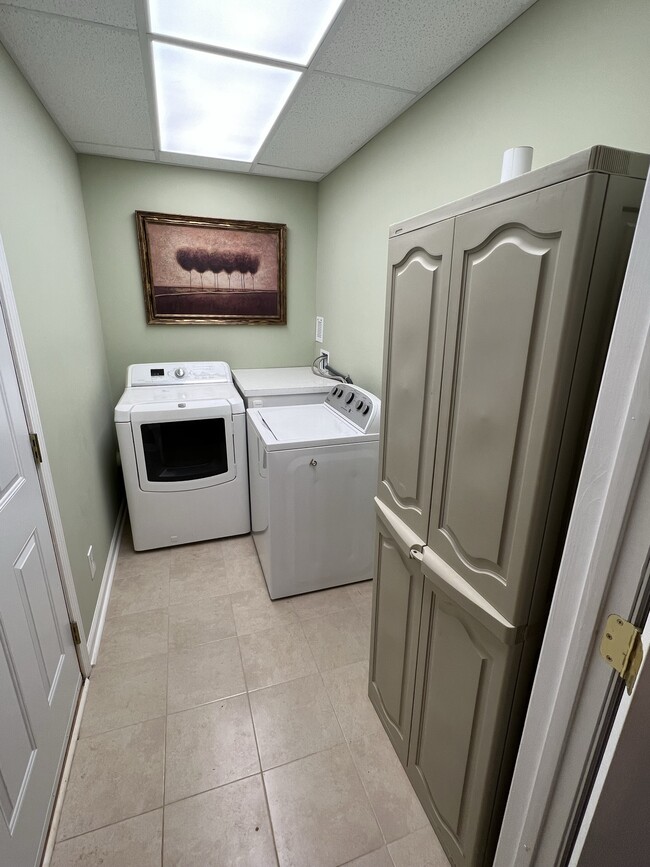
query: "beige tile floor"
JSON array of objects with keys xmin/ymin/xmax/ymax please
[{"xmin": 51, "ymin": 524, "xmax": 451, "ymax": 867}]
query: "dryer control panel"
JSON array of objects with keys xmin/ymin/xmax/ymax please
[
  {"xmin": 325, "ymin": 385, "xmax": 380, "ymax": 434},
  {"xmin": 127, "ymin": 361, "xmax": 232, "ymax": 387}
]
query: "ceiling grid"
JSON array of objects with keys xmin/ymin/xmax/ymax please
[{"xmin": 0, "ymin": 0, "xmax": 538, "ymax": 180}]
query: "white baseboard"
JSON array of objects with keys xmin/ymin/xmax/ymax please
[
  {"xmin": 41, "ymin": 678, "xmax": 90, "ymax": 867},
  {"xmin": 87, "ymin": 502, "xmax": 126, "ymax": 666}
]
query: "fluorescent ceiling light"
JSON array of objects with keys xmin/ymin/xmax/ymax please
[
  {"xmin": 152, "ymin": 42, "xmax": 301, "ymax": 162},
  {"xmin": 148, "ymin": 0, "xmax": 344, "ymax": 65}
]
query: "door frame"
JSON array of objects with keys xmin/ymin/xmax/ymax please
[
  {"xmin": 568, "ymin": 621, "xmax": 650, "ymax": 864},
  {"xmin": 495, "ymin": 178, "xmax": 650, "ymax": 863},
  {"xmin": 0, "ymin": 233, "xmax": 90, "ymax": 677}
]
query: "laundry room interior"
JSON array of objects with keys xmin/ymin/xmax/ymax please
[{"xmin": 2, "ymin": 0, "xmax": 650, "ymax": 865}]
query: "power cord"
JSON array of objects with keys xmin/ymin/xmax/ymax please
[{"xmin": 311, "ymin": 353, "xmax": 353, "ymax": 384}]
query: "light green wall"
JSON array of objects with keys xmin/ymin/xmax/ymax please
[
  {"xmin": 78, "ymin": 157, "xmax": 319, "ymax": 401},
  {"xmin": 0, "ymin": 44, "xmax": 118, "ymax": 634},
  {"xmin": 315, "ymin": 0, "xmax": 650, "ymax": 397}
]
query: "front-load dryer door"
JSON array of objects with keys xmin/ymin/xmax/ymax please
[{"xmin": 130, "ymin": 400, "xmax": 237, "ymax": 492}]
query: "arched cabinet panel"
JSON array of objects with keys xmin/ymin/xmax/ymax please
[
  {"xmin": 407, "ymin": 567, "xmax": 523, "ymax": 867},
  {"xmin": 368, "ymin": 516, "xmax": 423, "ymax": 762},
  {"xmin": 378, "ymin": 220, "xmax": 454, "ymax": 543},
  {"xmin": 428, "ymin": 176, "xmax": 605, "ymax": 625}
]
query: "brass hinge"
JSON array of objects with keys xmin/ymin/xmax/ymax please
[
  {"xmin": 29, "ymin": 432, "xmax": 42, "ymax": 464},
  {"xmin": 70, "ymin": 621, "xmax": 81, "ymax": 646},
  {"xmin": 600, "ymin": 614, "xmax": 643, "ymax": 694}
]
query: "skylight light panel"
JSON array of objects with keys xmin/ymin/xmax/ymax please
[
  {"xmin": 148, "ymin": 0, "xmax": 344, "ymax": 66},
  {"xmin": 152, "ymin": 42, "xmax": 301, "ymax": 162}
]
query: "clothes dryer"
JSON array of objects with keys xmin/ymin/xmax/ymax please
[{"xmin": 115, "ymin": 361, "xmax": 249, "ymax": 550}]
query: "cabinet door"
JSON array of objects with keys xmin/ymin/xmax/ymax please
[
  {"xmin": 428, "ymin": 174, "xmax": 607, "ymax": 625},
  {"xmin": 407, "ymin": 557, "xmax": 523, "ymax": 867},
  {"xmin": 368, "ymin": 513, "xmax": 424, "ymax": 763},
  {"xmin": 377, "ymin": 219, "xmax": 454, "ymax": 543}
]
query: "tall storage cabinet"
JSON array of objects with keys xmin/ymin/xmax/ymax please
[{"xmin": 369, "ymin": 147, "xmax": 648, "ymax": 867}]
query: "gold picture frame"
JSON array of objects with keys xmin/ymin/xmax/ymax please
[{"xmin": 135, "ymin": 210, "xmax": 287, "ymax": 325}]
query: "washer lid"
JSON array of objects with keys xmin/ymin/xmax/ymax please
[{"xmin": 248, "ymin": 404, "xmax": 378, "ymax": 450}]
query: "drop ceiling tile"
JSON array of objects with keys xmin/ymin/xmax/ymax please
[
  {"xmin": 0, "ymin": 6, "xmax": 152, "ymax": 148},
  {"xmin": 0, "ymin": 0, "xmax": 137, "ymax": 29},
  {"xmin": 252, "ymin": 164, "xmax": 323, "ymax": 182},
  {"xmin": 257, "ymin": 72, "xmax": 414, "ymax": 174},
  {"xmin": 314, "ymin": 0, "xmax": 536, "ymax": 91},
  {"xmin": 74, "ymin": 142, "xmax": 156, "ymax": 162}
]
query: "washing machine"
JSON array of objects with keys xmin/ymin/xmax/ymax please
[
  {"xmin": 115, "ymin": 361, "xmax": 250, "ymax": 551},
  {"xmin": 247, "ymin": 384, "xmax": 380, "ymax": 598},
  {"xmin": 232, "ymin": 366, "xmax": 334, "ymax": 408}
]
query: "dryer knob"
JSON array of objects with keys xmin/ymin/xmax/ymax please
[{"xmin": 174, "ymin": 368, "xmax": 186, "ymax": 378}]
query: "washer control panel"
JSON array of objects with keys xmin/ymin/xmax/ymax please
[
  {"xmin": 325, "ymin": 385, "xmax": 379, "ymax": 433},
  {"xmin": 128, "ymin": 361, "xmax": 232, "ymax": 387}
]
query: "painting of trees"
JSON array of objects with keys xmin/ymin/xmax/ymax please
[
  {"xmin": 136, "ymin": 210, "xmax": 287, "ymax": 324},
  {"xmin": 171, "ymin": 248, "xmax": 263, "ymax": 291},
  {"xmin": 175, "ymin": 247, "xmax": 195, "ymax": 288}
]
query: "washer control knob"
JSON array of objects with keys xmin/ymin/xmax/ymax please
[
  {"xmin": 345, "ymin": 392, "xmax": 355, "ymax": 405},
  {"xmin": 174, "ymin": 368, "xmax": 185, "ymax": 378},
  {"xmin": 363, "ymin": 405, "xmax": 371, "ymax": 415},
  {"xmin": 356, "ymin": 400, "xmax": 364, "ymax": 410}
]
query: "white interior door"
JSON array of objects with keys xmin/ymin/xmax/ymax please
[{"xmin": 0, "ymin": 299, "xmax": 81, "ymax": 867}]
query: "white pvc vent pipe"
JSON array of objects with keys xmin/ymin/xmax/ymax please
[{"xmin": 501, "ymin": 146, "xmax": 534, "ymax": 182}]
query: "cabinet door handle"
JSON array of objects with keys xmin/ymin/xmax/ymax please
[{"xmin": 409, "ymin": 545, "xmax": 424, "ymax": 562}]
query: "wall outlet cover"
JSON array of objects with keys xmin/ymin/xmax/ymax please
[{"xmin": 315, "ymin": 315, "xmax": 324, "ymax": 343}]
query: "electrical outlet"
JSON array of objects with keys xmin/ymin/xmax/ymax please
[
  {"xmin": 315, "ymin": 315, "xmax": 324, "ymax": 343},
  {"xmin": 87, "ymin": 545, "xmax": 96, "ymax": 580},
  {"xmin": 322, "ymin": 350, "xmax": 330, "ymax": 367}
]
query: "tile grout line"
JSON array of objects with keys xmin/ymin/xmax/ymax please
[
  {"xmin": 237, "ymin": 633, "xmax": 282, "ymax": 867},
  {"xmin": 286, "ymin": 610, "xmax": 387, "ymax": 862},
  {"xmin": 161, "ymin": 565, "xmax": 170, "ymax": 867},
  {"xmin": 162, "ymin": 770, "xmax": 261, "ymax": 810},
  {"xmin": 319, "ymin": 654, "xmax": 391, "ymax": 852},
  {"xmin": 54, "ymin": 806, "xmax": 165, "ymax": 848}
]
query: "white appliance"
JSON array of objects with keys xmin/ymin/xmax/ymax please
[
  {"xmin": 247, "ymin": 384, "xmax": 380, "ymax": 598},
  {"xmin": 233, "ymin": 366, "xmax": 334, "ymax": 408},
  {"xmin": 115, "ymin": 361, "xmax": 250, "ymax": 551}
]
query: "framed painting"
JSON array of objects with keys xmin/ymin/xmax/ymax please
[{"xmin": 135, "ymin": 210, "xmax": 287, "ymax": 325}]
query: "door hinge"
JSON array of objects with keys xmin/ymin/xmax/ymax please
[
  {"xmin": 29, "ymin": 432, "xmax": 42, "ymax": 464},
  {"xmin": 600, "ymin": 614, "xmax": 643, "ymax": 694},
  {"xmin": 70, "ymin": 621, "xmax": 82, "ymax": 646}
]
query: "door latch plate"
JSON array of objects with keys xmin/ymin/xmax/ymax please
[{"xmin": 600, "ymin": 614, "xmax": 643, "ymax": 694}]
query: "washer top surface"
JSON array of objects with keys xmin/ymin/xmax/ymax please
[
  {"xmin": 232, "ymin": 366, "xmax": 333, "ymax": 397},
  {"xmin": 248, "ymin": 384, "xmax": 380, "ymax": 451}
]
